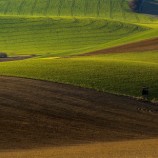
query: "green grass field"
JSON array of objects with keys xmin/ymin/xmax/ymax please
[
  {"xmin": 0, "ymin": 15, "xmax": 157, "ymax": 57},
  {"xmin": 0, "ymin": 0, "xmax": 157, "ymax": 23},
  {"xmin": 0, "ymin": 16, "xmax": 148, "ymax": 56},
  {"xmin": 0, "ymin": 51, "xmax": 158, "ymax": 101},
  {"xmin": 0, "ymin": 0, "xmax": 157, "ymax": 101},
  {"xmin": 0, "ymin": 0, "xmax": 157, "ymax": 57}
]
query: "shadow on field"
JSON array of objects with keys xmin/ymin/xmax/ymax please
[
  {"xmin": 82, "ymin": 38, "xmax": 158, "ymax": 56},
  {"xmin": 141, "ymin": 0, "xmax": 158, "ymax": 16}
]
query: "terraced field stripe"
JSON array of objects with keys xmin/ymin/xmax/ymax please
[
  {"xmin": 120, "ymin": 0, "xmax": 126, "ymax": 20},
  {"xmin": 84, "ymin": 0, "xmax": 88, "ymax": 16},
  {"xmin": 97, "ymin": 0, "xmax": 101, "ymax": 17},
  {"xmin": 4, "ymin": 0, "xmax": 10, "ymax": 15},
  {"xmin": 0, "ymin": 16, "xmax": 146, "ymax": 55},
  {"xmin": 45, "ymin": 0, "xmax": 51, "ymax": 16},
  {"xmin": 103, "ymin": 0, "xmax": 111, "ymax": 19},
  {"xmin": 31, "ymin": 0, "xmax": 37, "ymax": 15},
  {"xmin": 71, "ymin": 0, "xmax": 75, "ymax": 16},
  {"xmin": 58, "ymin": 0, "xmax": 62, "ymax": 16},
  {"xmin": 17, "ymin": 0, "xmax": 26, "ymax": 15},
  {"xmin": 0, "ymin": 0, "xmax": 156, "ymax": 23},
  {"xmin": 109, "ymin": 0, "xmax": 113, "ymax": 19},
  {"xmin": 135, "ymin": 12, "xmax": 141, "ymax": 23}
]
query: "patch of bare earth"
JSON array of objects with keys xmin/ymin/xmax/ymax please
[
  {"xmin": 0, "ymin": 77, "xmax": 158, "ymax": 151},
  {"xmin": 0, "ymin": 55, "xmax": 34, "ymax": 62},
  {"xmin": 83, "ymin": 38, "xmax": 158, "ymax": 56}
]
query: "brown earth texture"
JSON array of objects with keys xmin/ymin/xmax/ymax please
[
  {"xmin": 83, "ymin": 38, "xmax": 158, "ymax": 56},
  {"xmin": 0, "ymin": 76, "xmax": 158, "ymax": 151}
]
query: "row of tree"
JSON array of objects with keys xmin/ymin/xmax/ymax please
[{"xmin": 128, "ymin": 0, "xmax": 143, "ymax": 12}]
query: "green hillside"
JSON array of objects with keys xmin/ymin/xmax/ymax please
[
  {"xmin": 0, "ymin": 0, "xmax": 156, "ymax": 23},
  {"xmin": 0, "ymin": 16, "xmax": 148, "ymax": 56},
  {"xmin": 0, "ymin": 0, "xmax": 157, "ymax": 56},
  {"xmin": 0, "ymin": 0, "xmax": 157, "ymax": 101},
  {"xmin": 0, "ymin": 51, "xmax": 158, "ymax": 100}
]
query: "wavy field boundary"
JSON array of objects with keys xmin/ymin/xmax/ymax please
[
  {"xmin": 0, "ymin": 0, "xmax": 157, "ymax": 23},
  {"xmin": 0, "ymin": 16, "xmax": 148, "ymax": 56},
  {"xmin": 83, "ymin": 37, "xmax": 158, "ymax": 55},
  {"xmin": 0, "ymin": 51, "xmax": 158, "ymax": 100},
  {"xmin": 0, "ymin": 0, "xmax": 157, "ymax": 57}
]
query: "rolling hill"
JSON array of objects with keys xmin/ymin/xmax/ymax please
[
  {"xmin": 0, "ymin": 0, "xmax": 157, "ymax": 23},
  {"xmin": 0, "ymin": 16, "xmax": 148, "ymax": 56},
  {"xmin": 0, "ymin": 0, "xmax": 157, "ymax": 100},
  {"xmin": 0, "ymin": 0, "xmax": 158, "ymax": 157},
  {"xmin": 0, "ymin": 0, "xmax": 157, "ymax": 56},
  {"xmin": 0, "ymin": 77, "xmax": 158, "ymax": 149}
]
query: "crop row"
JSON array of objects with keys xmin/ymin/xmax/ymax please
[
  {"xmin": 0, "ymin": 0, "xmax": 154, "ymax": 23},
  {"xmin": 0, "ymin": 16, "xmax": 145, "ymax": 56}
]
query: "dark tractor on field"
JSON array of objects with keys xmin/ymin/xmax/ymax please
[
  {"xmin": 142, "ymin": 87, "xmax": 149, "ymax": 100},
  {"xmin": 128, "ymin": 0, "xmax": 143, "ymax": 12},
  {"xmin": 0, "ymin": 52, "xmax": 8, "ymax": 58}
]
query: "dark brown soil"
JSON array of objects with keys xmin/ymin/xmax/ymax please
[
  {"xmin": 83, "ymin": 38, "xmax": 158, "ymax": 56},
  {"xmin": 0, "ymin": 55, "xmax": 34, "ymax": 62},
  {"xmin": 0, "ymin": 77, "xmax": 158, "ymax": 150}
]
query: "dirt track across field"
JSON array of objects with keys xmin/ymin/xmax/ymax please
[
  {"xmin": 0, "ymin": 55, "xmax": 34, "ymax": 62},
  {"xmin": 0, "ymin": 76, "xmax": 158, "ymax": 150},
  {"xmin": 83, "ymin": 38, "xmax": 158, "ymax": 56}
]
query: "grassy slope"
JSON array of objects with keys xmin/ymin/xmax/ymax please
[
  {"xmin": 0, "ymin": 0, "xmax": 157, "ymax": 100},
  {"xmin": 0, "ymin": 51, "xmax": 158, "ymax": 100},
  {"xmin": 0, "ymin": 16, "xmax": 147, "ymax": 56},
  {"xmin": 0, "ymin": 0, "xmax": 157, "ymax": 56},
  {"xmin": 0, "ymin": 0, "xmax": 156, "ymax": 23}
]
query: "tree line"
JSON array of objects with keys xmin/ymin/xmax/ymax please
[{"xmin": 128, "ymin": 0, "xmax": 143, "ymax": 12}]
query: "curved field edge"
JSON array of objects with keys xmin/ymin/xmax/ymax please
[
  {"xmin": 82, "ymin": 38, "xmax": 158, "ymax": 56},
  {"xmin": 0, "ymin": 15, "xmax": 157, "ymax": 57},
  {"xmin": 0, "ymin": 0, "xmax": 157, "ymax": 23},
  {"xmin": 0, "ymin": 51, "xmax": 158, "ymax": 101}
]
